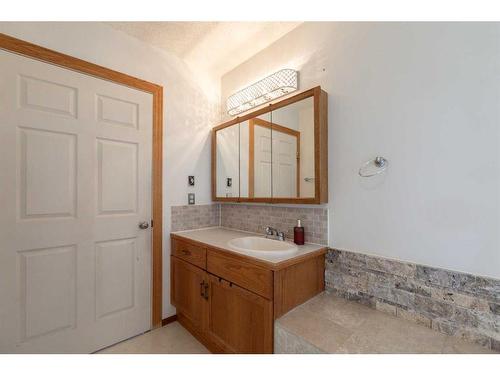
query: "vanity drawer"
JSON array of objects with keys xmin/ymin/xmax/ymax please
[
  {"xmin": 207, "ymin": 250, "xmax": 273, "ymax": 299},
  {"xmin": 172, "ymin": 239, "xmax": 206, "ymax": 269}
]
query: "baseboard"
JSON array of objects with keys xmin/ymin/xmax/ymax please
[{"xmin": 161, "ymin": 314, "xmax": 178, "ymax": 326}]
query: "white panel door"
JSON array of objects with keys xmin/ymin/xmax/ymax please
[
  {"xmin": 253, "ymin": 124, "xmax": 272, "ymax": 197},
  {"xmin": 272, "ymin": 130, "xmax": 297, "ymax": 198},
  {"xmin": 0, "ymin": 50, "xmax": 152, "ymax": 353}
]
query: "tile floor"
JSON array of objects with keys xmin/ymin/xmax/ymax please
[
  {"xmin": 97, "ymin": 321, "xmax": 209, "ymax": 354},
  {"xmin": 275, "ymin": 292, "xmax": 498, "ymax": 354},
  {"xmin": 98, "ymin": 294, "xmax": 498, "ymax": 354}
]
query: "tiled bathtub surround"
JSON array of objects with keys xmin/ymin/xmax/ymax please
[
  {"xmin": 171, "ymin": 204, "xmax": 220, "ymax": 232},
  {"xmin": 326, "ymin": 249, "xmax": 500, "ymax": 351},
  {"xmin": 220, "ymin": 204, "xmax": 328, "ymax": 245}
]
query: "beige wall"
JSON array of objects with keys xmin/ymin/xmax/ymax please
[{"xmin": 221, "ymin": 22, "xmax": 500, "ymax": 279}]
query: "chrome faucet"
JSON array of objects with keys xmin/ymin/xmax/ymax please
[{"xmin": 265, "ymin": 226, "xmax": 286, "ymax": 241}]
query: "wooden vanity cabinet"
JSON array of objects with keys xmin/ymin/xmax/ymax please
[
  {"xmin": 206, "ymin": 274, "xmax": 273, "ymax": 353},
  {"xmin": 170, "ymin": 256, "xmax": 206, "ymax": 332},
  {"xmin": 170, "ymin": 235, "xmax": 326, "ymax": 354}
]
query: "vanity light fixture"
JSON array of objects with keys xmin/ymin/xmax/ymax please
[{"xmin": 226, "ymin": 69, "xmax": 298, "ymax": 116}]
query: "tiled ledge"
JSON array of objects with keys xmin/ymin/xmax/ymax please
[
  {"xmin": 275, "ymin": 292, "xmax": 496, "ymax": 354},
  {"xmin": 326, "ymin": 249, "xmax": 500, "ymax": 351}
]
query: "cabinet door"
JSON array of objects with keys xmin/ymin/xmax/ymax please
[
  {"xmin": 206, "ymin": 274, "xmax": 273, "ymax": 353},
  {"xmin": 171, "ymin": 256, "xmax": 206, "ymax": 330}
]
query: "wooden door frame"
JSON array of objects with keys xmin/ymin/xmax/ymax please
[
  {"xmin": 0, "ymin": 33, "xmax": 164, "ymax": 328},
  {"xmin": 248, "ymin": 118, "xmax": 300, "ymax": 198}
]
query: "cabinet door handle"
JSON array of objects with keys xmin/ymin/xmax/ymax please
[
  {"xmin": 203, "ymin": 283, "xmax": 209, "ymax": 300},
  {"xmin": 181, "ymin": 249, "xmax": 191, "ymax": 256},
  {"xmin": 200, "ymin": 281, "xmax": 204, "ymax": 297}
]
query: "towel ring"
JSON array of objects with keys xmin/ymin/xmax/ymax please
[{"xmin": 358, "ymin": 156, "xmax": 388, "ymax": 177}]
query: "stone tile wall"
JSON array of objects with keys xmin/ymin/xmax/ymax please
[
  {"xmin": 220, "ymin": 204, "xmax": 328, "ymax": 245},
  {"xmin": 326, "ymin": 248, "xmax": 500, "ymax": 351},
  {"xmin": 171, "ymin": 204, "xmax": 220, "ymax": 232}
]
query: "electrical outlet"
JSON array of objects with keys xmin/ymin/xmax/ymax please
[{"xmin": 188, "ymin": 193, "xmax": 195, "ymax": 205}]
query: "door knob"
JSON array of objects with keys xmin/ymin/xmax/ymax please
[{"xmin": 138, "ymin": 221, "xmax": 150, "ymax": 230}]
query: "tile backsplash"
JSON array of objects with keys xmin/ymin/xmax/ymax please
[
  {"xmin": 326, "ymin": 248, "xmax": 500, "ymax": 351},
  {"xmin": 220, "ymin": 203, "xmax": 328, "ymax": 245},
  {"xmin": 171, "ymin": 204, "xmax": 220, "ymax": 232}
]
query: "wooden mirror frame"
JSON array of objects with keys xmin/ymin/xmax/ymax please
[{"xmin": 212, "ymin": 86, "xmax": 328, "ymax": 204}]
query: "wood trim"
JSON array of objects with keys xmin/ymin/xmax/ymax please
[
  {"xmin": 211, "ymin": 129, "xmax": 217, "ymax": 201},
  {"xmin": 0, "ymin": 33, "xmax": 161, "ymax": 92},
  {"xmin": 151, "ymin": 86, "xmax": 164, "ymax": 328},
  {"xmin": 252, "ymin": 117, "xmax": 300, "ymax": 137},
  {"xmin": 313, "ymin": 87, "xmax": 321, "ymax": 202},
  {"xmin": 162, "ymin": 314, "xmax": 178, "ymax": 326},
  {"xmin": 249, "ymin": 121, "xmax": 255, "ymax": 198},
  {"xmin": 211, "ymin": 86, "xmax": 328, "ymax": 204},
  {"xmin": 0, "ymin": 33, "xmax": 163, "ymax": 328},
  {"xmin": 297, "ymin": 133, "xmax": 301, "ymax": 197},
  {"xmin": 319, "ymin": 89, "xmax": 329, "ymax": 203}
]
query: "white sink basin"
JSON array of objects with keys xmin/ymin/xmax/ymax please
[{"xmin": 227, "ymin": 236, "xmax": 298, "ymax": 257}]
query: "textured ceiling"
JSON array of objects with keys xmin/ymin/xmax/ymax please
[{"xmin": 106, "ymin": 22, "xmax": 302, "ymax": 79}]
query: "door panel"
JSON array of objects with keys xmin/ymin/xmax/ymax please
[
  {"xmin": 95, "ymin": 239, "xmax": 136, "ymax": 319},
  {"xmin": 96, "ymin": 95, "xmax": 138, "ymax": 129},
  {"xmin": 19, "ymin": 127, "xmax": 77, "ymax": 219},
  {"xmin": 0, "ymin": 50, "xmax": 152, "ymax": 353},
  {"xmin": 19, "ymin": 245, "xmax": 77, "ymax": 341},
  {"xmin": 19, "ymin": 75, "xmax": 78, "ymax": 118},
  {"xmin": 171, "ymin": 257, "xmax": 206, "ymax": 331},
  {"xmin": 206, "ymin": 274, "xmax": 273, "ymax": 354},
  {"xmin": 272, "ymin": 131, "xmax": 298, "ymax": 197},
  {"xmin": 97, "ymin": 139, "xmax": 138, "ymax": 215},
  {"xmin": 253, "ymin": 124, "xmax": 272, "ymax": 197}
]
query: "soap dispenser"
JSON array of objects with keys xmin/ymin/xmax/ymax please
[{"xmin": 294, "ymin": 219, "xmax": 305, "ymax": 245}]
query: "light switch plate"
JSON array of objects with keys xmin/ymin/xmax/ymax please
[
  {"xmin": 188, "ymin": 193, "xmax": 195, "ymax": 205},
  {"xmin": 188, "ymin": 176, "xmax": 195, "ymax": 186}
]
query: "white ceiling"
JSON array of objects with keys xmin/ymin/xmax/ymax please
[{"xmin": 106, "ymin": 22, "xmax": 302, "ymax": 79}]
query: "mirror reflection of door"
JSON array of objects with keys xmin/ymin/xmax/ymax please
[
  {"xmin": 240, "ymin": 113, "xmax": 272, "ymax": 198},
  {"xmin": 249, "ymin": 118, "xmax": 300, "ymax": 198},
  {"xmin": 272, "ymin": 97, "xmax": 315, "ymax": 198},
  {"xmin": 272, "ymin": 125, "xmax": 300, "ymax": 197}
]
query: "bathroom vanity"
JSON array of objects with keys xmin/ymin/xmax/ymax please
[
  {"xmin": 170, "ymin": 228, "xmax": 326, "ymax": 353},
  {"xmin": 171, "ymin": 86, "xmax": 329, "ymax": 353}
]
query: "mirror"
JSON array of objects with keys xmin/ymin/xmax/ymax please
[
  {"xmin": 215, "ymin": 123, "xmax": 239, "ymax": 198},
  {"xmin": 271, "ymin": 96, "xmax": 314, "ymax": 198},
  {"xmin": 240, "ymin": 112, "xmax": 272, "ymax": 198},
  {"xmin": 212, "ymin": 86, "xmax": 327, "ymax": 204}
]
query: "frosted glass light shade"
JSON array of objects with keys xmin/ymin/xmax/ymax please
[{"xmin": 226, "ymin": 69, "xmax": 298, "ymax": 116}]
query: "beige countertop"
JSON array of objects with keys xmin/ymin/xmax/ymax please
[{"xmin": 171, "ymin": 226, "xmax": 326, "ymax": 265}]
